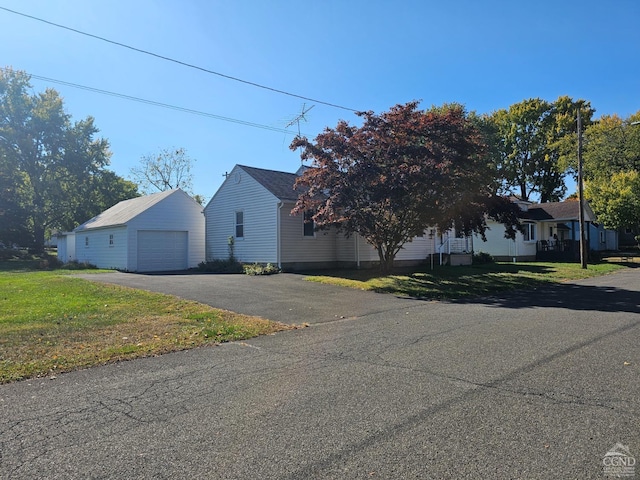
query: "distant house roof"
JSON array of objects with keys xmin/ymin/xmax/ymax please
[
  {"xmin": 74, "ymin": 189, "xmax": 179, "ymax": 232},
  {"xmin": 523, "ymin": 200, "xmax": 596, "ymax": 222},
  {"xmin": 238, "ymin": 165, "xmax": 301, "ymax": 201}
]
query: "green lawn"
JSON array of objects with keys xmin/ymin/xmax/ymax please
[
  {"xmin": 0, "ymin": 255, "xmax": 628, "ymax": 384},
  {"xmin": 0, "ymin": 261, "xmax": 292, "ymax": 383},
  {"xmin": 304, "ymin": 261, "xmax": 626, "ymax": 299}
]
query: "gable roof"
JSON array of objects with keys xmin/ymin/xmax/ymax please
[
  {"xmin": 238, "ymin": 165, "xmax": 301, "ymax": 201},
  {"xmin": 524, "ymin": 200, "xmax": 596, "ymax": 222},
  {"xmin": 74, "ymin": 189, "xmax": 179, "ymax": 232}
]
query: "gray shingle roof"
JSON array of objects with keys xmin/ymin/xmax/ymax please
[
  {"xmin": 525, "ymin": 201, "xmax": 595, "ymax": 222},
  {"xmin": 74, "ymin": 189, "xmax": 178, "ymax": 231},
  {"xmin": 238, "ymin": 165, "xmax": 301, "ymax": 201}
]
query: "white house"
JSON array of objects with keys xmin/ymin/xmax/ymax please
[
  {"xmin": 474, "ymin": 198, "xmax": 618, "ymax": 261},
  {"xmin": 204, "ymin": 165, "xmax": 464, "ymax": 270},
  {"xmin": 57, "ymin": 189, "xmax": 205, "ymax": 272}
]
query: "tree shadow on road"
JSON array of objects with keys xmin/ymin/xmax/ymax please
[{"xmin": 447, "ymin": 280, "xmax": 640, "ymax": 314}]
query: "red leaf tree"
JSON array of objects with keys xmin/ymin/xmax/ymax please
[{"xmin": 291, "ymin": 101, "xmax": 521, "ymax": 274}]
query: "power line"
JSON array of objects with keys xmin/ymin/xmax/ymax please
[
  {"xmin": 0, "ymin": 6, "xmax": 359, "ymax": 112},
  {"xmin": 1, "ymin": 67, "xmax": 302, "ymax": 136}
]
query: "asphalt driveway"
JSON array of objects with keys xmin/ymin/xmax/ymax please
[
  {"xmin": 1, "ymin": 268, "xmax": 639, "ymax": 479},
  {"xmin": 73, "ymin": 271, "xmax": 418, "ymax": 325}
]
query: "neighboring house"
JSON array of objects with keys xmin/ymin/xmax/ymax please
[
  {"xmin": 204, "ymin": 165, "xmax": 469, "ymax": 271},
  {"xmin": 45, "ymin": 232, "xmax": 58, "ymax": 248},
  {"xmin": 474, "ymin": 198, "xmax": 618, "ymax": 262},
  {"xmin": 619, "ymin": 227, "xmax": 639, "ymax": 247},
  {"xmin": 56, "ymin": 230, "xmax": 75, "ymax": 263},
  {"xmin": 57, "ymin": 189, "xmax": 205, "ymax": 272}
]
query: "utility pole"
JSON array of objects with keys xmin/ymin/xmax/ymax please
[{"xmin": 577, "ymin": 110, "xmax": 588, "ymax": 269}]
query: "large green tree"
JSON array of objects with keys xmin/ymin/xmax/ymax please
[
  {"xmin": 0, "ymin": 151, "xmax": 30, "ymax": 246},
  {"xmin": 489, "ymin": 96, "xmax": 593, "ymax": 202},
  {"xmin": 290, "ymin": 102, "xmax": 521, "ymax": 273},
  {"xmin": 583, "ymin": 113, "xmax": 640, "ymax": 181},
  {"xmin": 0, "ymin": 68, "xmax": 138, "ymax": 251},
  {"xmin": 582, "ymin": 112, "xmax": 640, "ymax": 231},
  {"xmin": 585, "ymin": 170, "xmax": 640, "ymax": 231}
]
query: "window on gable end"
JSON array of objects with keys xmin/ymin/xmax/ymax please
[{"xmin": 235, "ymin": 211, "xmax": 244, "ymax": 239}]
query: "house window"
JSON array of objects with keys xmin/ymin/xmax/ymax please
[
  {"xmin": 599, "ymin": 231, "xmax": 606, "ymax": 244},
  {"xmin": 109, "ymin": 234, "xmax": 114, "ymax": 246},
  {"xmin": 235, "ymin": 211, "xmax": 244, "ymax": 238},
  {"xmin": 523, "ymin": 223, "xmax": 536, "ymax": 242},
  {"xmin": 303, "ymin": 210, "xmax": 315, "ymax": 237},
  {"xmin": 85, "ymin": 236, "xmax": 89, "ymax": 247}
]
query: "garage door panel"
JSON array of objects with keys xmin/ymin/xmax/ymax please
[{"xmin": 137, "ymin": 231, "xmax": 188, "ymax": 272}]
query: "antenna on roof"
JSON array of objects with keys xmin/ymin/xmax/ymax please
[
  {"xmin": 286, "ymin": 103, "xmax": 315, "ymax": 162},
  {"xmin": 285, "ymin": 103, "xmax": 314, "ymax": 137}
]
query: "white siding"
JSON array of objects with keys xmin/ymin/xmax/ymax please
[
  {"xmin": 336, "ymin": 234, "xmax": 357, "ymax": 262},
  {"xmin": 280, "ymin": 202, "xmax": 337, "ymax": 264},
  {"xmin": 353, "ymin": 235, "xmax": 380, "ymax": 262},
  {"xmin": 336, "ymin": 232, "xmax": 437, "ymax": 264},
  {"xmin": 605, "ymin": 230, "xmax": 618, "ymax": 250},
  {"xmin": 204, "ymin": 165, "xmax": 279, "ymax": 263},
  {"xmin": 56, "ymin": 236, "xmax": 67, "ymax": 263},
  {"xmin": 67, "ymin": 234, "xmax": 76, "ymax": 262},
  {"xmin": 75, "ymin": 226, "xmax": 128, "ymax": 269},
  {"xmin": 127, "ymin": 190, "xmax": 205, "ymax": 271},
  {"xmin": 474, "ymin": 221, "xmax": 536, "ymax": 260},
  {"xmin": 56, "ymin": 233, "xmax": 76, "ymax": 263},
  {"xmin": 395, "ymin": 235, "xmax": 434, "ymax": 260}
]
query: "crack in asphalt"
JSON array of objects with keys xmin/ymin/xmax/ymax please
[
  {"xmin": 3, "ymin": 273, "xmax": 638, "ymax": 478},
  {"xmin": 282, "ymin": 317, "xmax": 640, "ymax": 478}
]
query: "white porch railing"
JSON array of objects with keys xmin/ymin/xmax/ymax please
[{"xmin": 436, "ymin": 234, "xmax": 473, "ymax": 265}]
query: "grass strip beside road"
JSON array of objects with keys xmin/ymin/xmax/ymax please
[
  {"xmin": 0, "ymin": 270, "xmax": 292, "ymax": 383},
  {"xmin": 304, "ymin": 262, "xmax": 626, "ymax": 299}
]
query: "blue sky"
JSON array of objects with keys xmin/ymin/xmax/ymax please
[{"xmin": 1, "ymin": 0, "xmax": 639, "ymax": 203}]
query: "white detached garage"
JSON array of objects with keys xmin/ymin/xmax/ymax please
[{"xmin": 68, "ymin": 189, "xmax": 204, "ymax": 272}]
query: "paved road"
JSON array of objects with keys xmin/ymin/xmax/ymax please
[{"xmin": 1, "ymin": 269, "xmax": 639, "ymax": 479}]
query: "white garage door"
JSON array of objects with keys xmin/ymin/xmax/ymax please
[{"xmin": 137, "ymin": 230, "xmax": 188, "ymax": 272}]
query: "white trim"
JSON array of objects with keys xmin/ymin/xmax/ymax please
[
  {"xmin": 235, "ymin": 210, "xmax": 244, "ymax": 239},
  {"xmin": 277, "ymin": 202, "xmax": 283, "ymax": 269},
  {"xmin": 523, "ymin": 222, "xmax": 536, "ymax": 242}
]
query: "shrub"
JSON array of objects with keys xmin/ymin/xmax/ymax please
[
  {"xmin": 243, "ymin": 263, "xmax": 280, "ymax": 276},
  {"xmin": 38, "ymin": 257, "xmax": 63, "ymax": 269},
  {"xmin": 197, "ymin": 259, "xmax": 243, "ymax": 273},
  {"xmin": 0, "ymin": 247, "xmax": 32, "ymax": 261},
  {"xmin": 228, "ymin": 236, "xmax": 236, "ymax": 263},
  {"xmin": 472, "ymin": 252, "xmax": 495, "ymax": 265},
  {"xmin": 59, "ymin": 260, "xmax": 98, "ymax": 270}
]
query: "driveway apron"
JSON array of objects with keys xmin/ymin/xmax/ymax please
[{"xmin": 74, "ymin": 271, "xmax": 418, "ymax": 325}]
